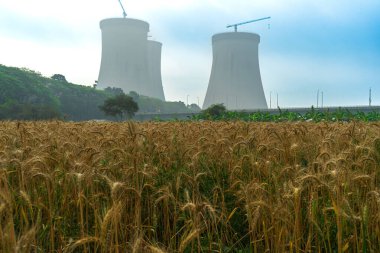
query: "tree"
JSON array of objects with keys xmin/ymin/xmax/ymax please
[
  {"xmin": 99, "ymin": 94, "xmax": 138, "ymax": 120},
  {"xmin": 203, "ymin": 103, "xmax": 226, "ymax": 118},
  {"xmin": 188, "ymin": 103, "xmax": 201, "ymax": 112},
  {"xmin": 128, "ymin": 91, "xmax": 140, "ymax": 101},
  {"xmin": 51, "ymin": 74, "xmax": 67, "ymax": 82},
  {"xmin": 104, "ymin": 87, "xmax": 124, "ymax": 96}
]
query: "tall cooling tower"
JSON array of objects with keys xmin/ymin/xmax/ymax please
[
  {"xmin": 147, "ymin": 40, "xmax": 165, "ymax": 101},
  {"xmin": 203, "ymin": 32, "xmax": 267, "ymax": 110},
  {"xmin": 98, "ymin": 18, "xmax": 165, "ymax": 100}
]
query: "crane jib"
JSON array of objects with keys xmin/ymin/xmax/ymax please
[
  {"xmin": 118, "ymin": 0, "xmax": 127, "ymax": 18},
  {"xmin": 226, "ymin": 17, "xmax": 271, "ymax": 31}
]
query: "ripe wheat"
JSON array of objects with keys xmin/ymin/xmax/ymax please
[{"xmin": 0, "ymin": 121, "xmax": 379, "ymax": 252}]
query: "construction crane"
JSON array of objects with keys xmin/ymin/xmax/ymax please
[
  {"xmin": 118, "ymin": 0, "xmax": 127, "ymax": 18},
  {"xmin": 227, "ymin": 16, "xmax": 271, "ymax": 32}
]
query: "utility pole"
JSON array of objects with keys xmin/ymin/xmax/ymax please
[
  {"xmin": 369, "ymin": 88, "xmax": 372, "ymax": 106},
  {"xmin": 317, "ymin": 90, "xmax": 319, "ymax": 108},
  {"xmin": 276, "ymin": 93, "xmax": 279, "ymax": 108},
  {"xmin": 270, "ymin": 91, "xmax": 272, "ymax": 109},
  {"xmin": 186, "ymin": 95, "xmax": 189, "ymax": 107},
  {"xmin": 321, "ymin": 91, "xmax": 324, "ymax": 108}
]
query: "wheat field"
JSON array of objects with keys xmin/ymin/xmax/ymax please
[{"xmin": 0, "ymin": 121, "xmax": 379, "ymax": 252}]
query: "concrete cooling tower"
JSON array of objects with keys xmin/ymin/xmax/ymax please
[
  {"xmin": 147, "ymin": 40, "xmax": 165, "ymax": 101},
  {"xmin": 97, "ymin": 18, "xmax": 165, "ymax": 101},
  {"xmin": 203, "ymin": 32, "xmax": 267, "ymax": 110}
]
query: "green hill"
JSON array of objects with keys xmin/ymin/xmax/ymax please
[{"xmin": 0, "ymin": 64, "xmax": 198, "ymax": 120}]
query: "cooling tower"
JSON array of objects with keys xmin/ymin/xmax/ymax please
[
  {"xmin": 98, "ymin": 18, "xmax": 165, "ymax": 100},
  {"xmin": 147, "ymin": 40, "xmax": 165, "ymax": 101},
  {"xmin": 203, "ymin": 32, "xmax": 268, "ymax": 110}
]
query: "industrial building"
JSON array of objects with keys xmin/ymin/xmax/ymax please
[
  {"xmin": 97, "ymin": 18, "xmax": 165, "ymax": 101},
  {"xmin": 203, "ymin": 32, "xmax": 268, "ymax": 110},
  {"xmin": 147, "ymin": 40, "xmax": 165, "ymax": 101}
]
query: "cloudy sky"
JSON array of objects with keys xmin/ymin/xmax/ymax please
[{"xmin": 0, "ymin": 0, "xmax": 379, "ymax": 107}]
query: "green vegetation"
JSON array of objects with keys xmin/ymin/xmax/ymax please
[
  {"xmin": 0, "ymin": 65, "xmax": 112, "ymax": 120},
  {"xmin": 51, "ymin": 74, "xmax": 68, "ymax": 82},
  {"xmin": 195, "ymin": 105, "xmax": 380, "ymax": 122},
  {"xmin": 0, "ymin": 64, "xmax": 197, "ymax": 121},
  {"xmin": 202, "ymin": 103, "xmax": 227, "ymax": 118},
  {"xmin": 0, "ymin": 70, "xmax": 62, "ymax": 120},
  {"xmin": 128, "ymin": 91, "xmax": 200, "ymax": 114},
  {"xmin": 99, "ymin": 93, "xmax": 139, "ymax": 120},
  {"xmin": 1, "ymin": 64, "xmax": 377, "ymax": 122}
]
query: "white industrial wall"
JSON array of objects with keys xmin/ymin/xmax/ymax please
[
  {"xmin": 203, "ymin": 32, "xmax": 268, "ymax": 110},
  {"xmin": 147, "ymin": 41, "xmax": 165, "ymax": 101},
  {"xmin": 98, "ymin": 18, "xmax": 165, "ymax": 101}
]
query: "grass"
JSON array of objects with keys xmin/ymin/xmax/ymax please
[
  {"xmin": 0, "ymin": 120, "xmax": 379, "ymax": 252},
  {"xmin": 193, "ymin": 107, "xmax": 380, "ymax": 122}
]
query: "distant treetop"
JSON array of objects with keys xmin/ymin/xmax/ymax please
[{"xmin": 51, "ymin": 74, "xmax": 67, "ymax": 82}]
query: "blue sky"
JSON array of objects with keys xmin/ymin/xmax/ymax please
[{"xmin": 0, "ymin": 0, "xmax": 379, "ymax": 107}]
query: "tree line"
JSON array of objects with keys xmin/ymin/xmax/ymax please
[{"xmin": 0, "ymin": 64, "xmax": 200, "ymax": 121}]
